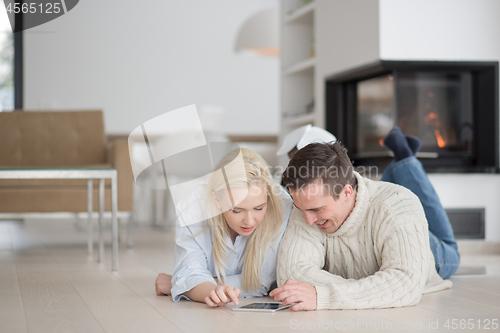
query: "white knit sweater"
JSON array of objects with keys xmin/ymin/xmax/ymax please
[{"xmin": 277, "ymin": 172, "xmax": 452, "ymax": 310}]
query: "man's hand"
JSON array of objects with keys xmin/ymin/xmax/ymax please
[
  {"xmin": 269, "ymin": 279, "xmax": 317, "ymax": 311},
  {"xmin": 204, "ymin": 284, "xmax": 241, "ymax": 307},
  {"xmin": 155, "ymin": 273, "xmax": 172, "ymax": 296}
]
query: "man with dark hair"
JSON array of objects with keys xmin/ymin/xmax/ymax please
[
  {"xmin": 283, "ymin": 142, "xmax": 357, "ymax": 200},
  {"xmin": 270, "ymin": 132, "xmax": 458, "ymax": 311}
]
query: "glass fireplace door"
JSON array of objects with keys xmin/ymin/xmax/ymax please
[
  {"xmin": 356, "ymin": 71, "xmax": 474, "ymax": 158},
  {"xmin": 357, "ymin": 74, "xmax": 395, "ymax": 156},
  {"xmin": 396, "ymin": 72, "xmax": 473, "ymax": 156}
]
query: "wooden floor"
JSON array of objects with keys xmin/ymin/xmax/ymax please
[{"xmin": 1, "ymin": 219, "xmax": 499, "ymax": 333}]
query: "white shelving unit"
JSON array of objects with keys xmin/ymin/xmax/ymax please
[
  {"xmin": 284, "ymin": 57, "xmax": 315, "ymax": 75},
  {"xmin": 282, "ymin": 113, "xmax": 316, "ymax": 127},
  {"xmin": 283, "ymin": 1, "xmax": 314, "ymax": 24},
  {"xmin": 279, "ymin": 0, "xmax": 317, "ymax": 166}
]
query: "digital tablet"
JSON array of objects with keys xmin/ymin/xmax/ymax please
[{"xmin": 232, "ymin": 302, "xmax": 292, "ymax": 312}]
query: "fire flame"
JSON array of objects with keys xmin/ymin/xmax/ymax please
[
  {"xmin": 424, "ymin": 112, "xmax": 446, "ymax": 148},
  {"xmin": 434, "ymin": 130, "xmax": 446, "ymax": 148},
  {"xmin": 424, "ymin": 112, "xmax": 438, "ymax": 124},
  {"xmin": 379, "ymin": 138, "xmax": 384, "ymax": 147}
]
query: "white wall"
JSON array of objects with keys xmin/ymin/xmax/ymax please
[
  {"xmin": 24, "ymin": 0, "xmax": 279, "ymax": 135},
  {"xmin": 428, "ymin": 174, "xmax": 500, "ymax": 241},
  {"xmin": 316, "ymin": 0, "xmax": 380, "ymax": 78},
  {"xmin": 379, "ymin": 0, "xmax": 500, "ymax": 61},
  {"xmin": 315, "ymin": 0, "xmax": 380, "ymax": 128},
  {"xmin": 379, "ymin": 0, "xmax": 500, "ymax": 241}
]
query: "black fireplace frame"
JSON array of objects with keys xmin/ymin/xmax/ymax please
[{"xmin": 325, "ymin": 60, "xmax": 499, "ymax": 173}]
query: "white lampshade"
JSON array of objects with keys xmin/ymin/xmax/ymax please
[{"xmin": 234, "ymin": 8, "xmax": 279, "ymax": 57}]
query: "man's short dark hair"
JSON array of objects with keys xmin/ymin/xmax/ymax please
[{"xmin": 282, "ymin": 142, "xmax": 357, "ymax": 199}]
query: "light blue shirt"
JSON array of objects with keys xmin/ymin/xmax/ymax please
[{"xmin": 170, "ymin": 185, "xmax": 293, "ymax": 302}]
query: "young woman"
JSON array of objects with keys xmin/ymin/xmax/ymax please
[{"xmin": 155, "ymin": 148, "xmax": 293, "ymax": 307}]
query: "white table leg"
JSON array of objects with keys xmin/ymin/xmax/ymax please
[
  {"xmin": 111, "ymin": 174, "xmax": 118, "ymax": 271},
  {"xmin": 127, "ymin": 212, "xmax": 134, "ymax": 248},
  {"xmin": 87, "ymin": 179, "xmax": 93, "ymax": 257},
  {"xmin": 98, "ymin": 178, "xmax": 104, "ymax": 263}
]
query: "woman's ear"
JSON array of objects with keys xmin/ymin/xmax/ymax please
[{"xmin": 212, "ymin": 191, "xmax": 221, "ymax": 209}]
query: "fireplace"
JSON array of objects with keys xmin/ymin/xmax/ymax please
[{"xmin": 325, "ymin": 61, "xmax": 499, "ymax": 173}]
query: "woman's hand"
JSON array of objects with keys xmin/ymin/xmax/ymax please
[
  {"xmin": 204, "ymin": 284, "xmax": 241, "ymax": 307},
  {"xmin": 155, "ymin": 273, "xmax": 172, "ymax": 295}
]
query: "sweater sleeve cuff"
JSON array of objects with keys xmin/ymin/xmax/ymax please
[{"xmin": 314, "ymin": 285, "xmax": 331, "ymax": 310}]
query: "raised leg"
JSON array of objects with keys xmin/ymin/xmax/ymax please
[{"xmin": 382, "ymin": 157, "xmax": 460, "ymax": 278}]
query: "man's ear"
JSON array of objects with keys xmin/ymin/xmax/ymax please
[{"xmin": 343, "ymin": 185, "xmax": 354, "ymax": 199}]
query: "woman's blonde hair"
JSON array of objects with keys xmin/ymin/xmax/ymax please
[{"xmin": 207, "ymin": 148, "xmax": 283, "ymax": 292}]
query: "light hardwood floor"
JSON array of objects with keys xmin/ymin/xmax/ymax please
[{"xmin": 1, "ymin": 219, "xmax": 499, "ymax": 333}]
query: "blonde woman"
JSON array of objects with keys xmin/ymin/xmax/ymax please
[{"xmin": 155, "ymin": 148, "xmax": 293, "ymax": 307}]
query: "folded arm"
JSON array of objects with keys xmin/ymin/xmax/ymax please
[{"xmin": 275, "ymin": 209, "xmax": 430, "ymax": 310}]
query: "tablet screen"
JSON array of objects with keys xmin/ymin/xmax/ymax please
[{"xmin": 238, "ymin": 303, "xmax": 282, "ymax": 310}]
